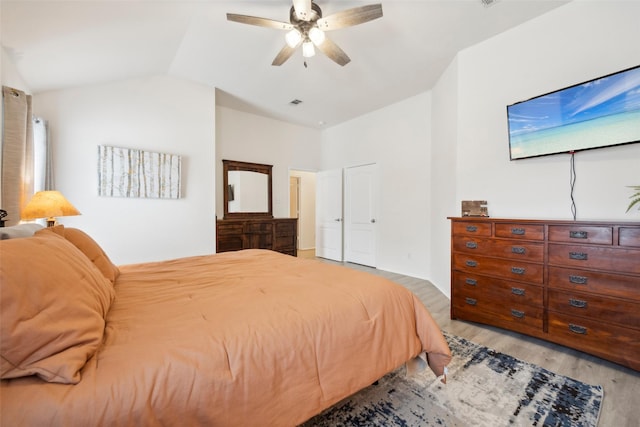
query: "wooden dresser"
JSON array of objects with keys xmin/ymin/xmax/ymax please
[
  {"xmin": 449, "ymin": 217, "xmax": 640, "ymax": 371},
  {"xmin": 217, "ymin": 218, "xmax": 297, "ymax": 256}
]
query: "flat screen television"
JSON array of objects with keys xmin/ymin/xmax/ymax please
[{"xmin": 507, "ymin": 65, "xmax": 640, "ymax": 160}]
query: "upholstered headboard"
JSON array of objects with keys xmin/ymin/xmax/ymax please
[{"xmin": 0, "ymin": 223, "xmax": 44, "ymax": 240}]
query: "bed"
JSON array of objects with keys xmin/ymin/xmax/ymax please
[{"xmin": 0, "ymin": 224, "xmax": 451, "ymax": 426}]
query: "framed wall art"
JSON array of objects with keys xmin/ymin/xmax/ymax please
[{"xmin": 98, "ymin": 145, "xmax": 181, "ymax": 199}]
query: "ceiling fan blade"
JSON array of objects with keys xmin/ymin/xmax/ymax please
[
  {"xmin": 227, "ymin": 13, "xmax": 293, "ymax": 30},
  {"xmin": 317, "ymin": 4, "xmax": 383, "ymax": 31},
  {"xmin": 316, "ymin": 37, "xmax": 351, "ymax": 66},
  {"xmin": 292, "ymin": 0, "xmax": 313, "ymax": 21},
  {"xmin": 272, "ymin": 44, "xmax": 298, "ymax": 66}
]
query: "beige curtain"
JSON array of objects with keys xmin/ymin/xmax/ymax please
[{"xmin": 1, "ymin": 86, "xmax": 34, "ymax": 226}]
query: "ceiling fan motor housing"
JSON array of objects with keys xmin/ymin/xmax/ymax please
[{"xmin": 291, "ymin": 2, "xmax": 322, "ymax": 23}]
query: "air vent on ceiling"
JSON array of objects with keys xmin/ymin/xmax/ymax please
[
  {"xmin": 289, "ymin": 99, "xmax": 303, "ymax": 105},
  {"xmin": 481, "ymin": 0, "xmax": 499, "ymax": 7}
]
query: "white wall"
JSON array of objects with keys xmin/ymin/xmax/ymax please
[
  {"xmin": 1, "ymin": 47, "xmax": 30, "ymax": 92},
  {"xmin": 430, "ymin": 57, "xmax": 460, "ymax": 298},
  {"xmin": 321, "ymin": 92, "xmax": 432, "ymax": 279},
  {"xmin": 429, "ymin": 0, "xmax": 640, "ymax": 297},
  {"xmin": 215, "ymin": 106, "xmax": 322, "ymax": 219},
  {"xmin": 33, "ymin": 75, "xmax": 216, "ymax": 265}
]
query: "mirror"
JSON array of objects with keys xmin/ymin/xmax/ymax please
[{"xmin": 222, "ymin": 159, "xmax": 273, "ymax": 219}]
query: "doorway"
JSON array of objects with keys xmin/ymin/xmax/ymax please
[{"xmin": 289, "ymin": 170, "xmax": 316, "ymax": 258}]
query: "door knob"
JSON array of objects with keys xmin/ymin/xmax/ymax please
[
  {"xmin": 371, "ymin": 219, "xmax": 376, "ymax": 223},
  {"xmin": 335, "ymin": 218, "xmax": 342, "ymax": 222}
]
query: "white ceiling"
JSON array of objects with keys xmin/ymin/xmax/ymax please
[{"xmin": 1, "ymin": 0, "xmax": 570, "ymax": 129}]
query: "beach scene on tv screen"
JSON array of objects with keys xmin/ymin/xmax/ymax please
[{"xmin": 508, "ymin": 66, "xmax": 640, "ymax": 160}]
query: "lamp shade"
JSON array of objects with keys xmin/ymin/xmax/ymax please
[
  {"xmin": 308, "ymin": 27, "xmax": 325, "ymax": 46},
  {"xmin": 22, "ymin": 190, "xmax": 80, "ymax": 225},
  {"xmin": 302, "ymin": 40, "xmax": 315, "ymax": 58},
  {"xmin": 285, "ymin": 29, "xmax": 302, "ymax": 48}
]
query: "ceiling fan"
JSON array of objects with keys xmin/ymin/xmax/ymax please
[{"xmin": 227, "ymin": 0, "xmax": 383, "ymax": 67}]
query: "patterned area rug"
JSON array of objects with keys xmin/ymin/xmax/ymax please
[{"xmin": 302, "ymin": 333, "xmax": 603, "ymax": 426}]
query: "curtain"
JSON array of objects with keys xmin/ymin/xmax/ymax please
[{"xmin": 1, "ymin": 86, "xmax": 34, "ymax": 226}]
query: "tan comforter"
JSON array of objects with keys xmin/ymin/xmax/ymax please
[{"xmin": 1, "ymin": 249, "xmax": 451, "ymax": 426}]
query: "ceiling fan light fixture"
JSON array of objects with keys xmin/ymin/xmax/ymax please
[
  {"xmin": 285, "ymin": 29, "xmax": 302, "ymax": 47},
  {"xmin": 302, "ymin": 40, "xmax": 315, "ymax": 58},
  {"xmin": 308, "ymin": 27, "xmax": 325, "ymax": 45},
  {"xmin": 227, "ymin": 2, "xmax": 383, "ymax": 67}
]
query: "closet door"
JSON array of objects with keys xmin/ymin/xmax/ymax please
[
  {"xmin": 315, "ymin": 169, "xmax": 343, "ymax": 261},
  {"xmin": 344, "ymin": 164, "xmax": 377, "ymax": 267}
]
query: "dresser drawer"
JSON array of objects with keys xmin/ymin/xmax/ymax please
[
  {"xmin": 548, "ymin": 266, "xmax": 640, "ymax": 301},
  {"xmin": 274, "ymin": 234, "xmax": 296, "ymax": 251},
  {"xmin": 217, "ymin": 223, "xmax": 244, "ymax": 235},
  {"xmin": 548, "ymin": 289, "xmax": 640, "ymax": 329},
  {"xmin": 547, "ymin": 312, "xmax": 640, "ymax": 371},
  {"xmin": 452, "ymin": 297, "xmax": 543, "ymax": 335},
  {"xmin": 217, "ymin": 235, "xmax": 244, "ymax": 252},
  {"xmin": 216, "ymin": 223, "xmax": 244, "ymax": 253},
  {"xmin": 452, "ymin": 221, "xmax": 491, "ymax": 237},
  {"xmin": 548, "ymin": 244, "xmax": 640, "ymax": 274},
  {"xmin": 453, "ymin": 237, "xmax": 543, "ymax": 262},
  {"xmin": 275, "ymin": 221, "xmax": 296, "ymax": 237},
  {"xmin": 619, "ymin": 226, "xmax": 640, "ymax": 248},
  {"xmin": 245, "ymin": 222, "xmax": 273, "ymax": 234},
  {"xmin": 548, "ymin": 225, "xmax": 613, "ymax": 245},
  {"xmin": 452, "ymin": 271, "xmax": 543, "ymax": 307},
  {"xmin": 495, "ymin": 223, "xmax": 544, "ymax": 240},
  {"xmin": 452, "ymin": 253, "xmax": 544, "ymax": 284}
]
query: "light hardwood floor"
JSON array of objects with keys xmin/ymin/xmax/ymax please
[{"xmin": 314, "ymin": 257, "xmax": 639, "ymax": 427}]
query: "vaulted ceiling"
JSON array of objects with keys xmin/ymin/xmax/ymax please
[{"xmin": 1, "ymin": 0, "xmax": 570, "ymax": 128}]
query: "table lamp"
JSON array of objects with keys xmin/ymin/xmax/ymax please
[{"xmin": 21, "ymin": 190, "xmax": 81, "ymax": 227}]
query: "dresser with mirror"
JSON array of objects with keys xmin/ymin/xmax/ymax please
[{"xmin": 216, "ymin": 160, "xmax": 297, "ymax": 256}]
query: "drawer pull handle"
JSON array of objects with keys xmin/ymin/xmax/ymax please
[
  {"xmin": 569, "ymin": 298, "xmax": 588, "ymax": 308},
  {"xmin": 465, "ymin": 297, "xmax": 477, "ymax": 306},
  {"xmin": 511, "ymin": 309, "xmax": 525, "ymax": 318},
  {"xmin": 569, "ymin": 324, "xmax": 587, "ymax": 335},
  {"xmin": 466, "ymin": 225, "xmax": 478, "ymax": 232},
  {"xmin": 466, "ymin": 241, "xmax": 478, "ymax": 249},
  {"xmin": 569, "ymin": 230, "xmax": 588, "ymax": 239},
  {"xmin": 511, "ymin": 227, "xmax": 525, "ymax": 235},
  {"xmin": 511, "ymin": 267, "xmax": 526, "ymax": 275},
  {"xmin": 466, "ymin": 260, "xmax": 478, "ymax": 267},
  {"xmin": 569, "ymin": 252, "xmax": 588, "ymax": 261},
  {"xmin": 569, "ymin": 275, "xmax": 588, "ymax": 285},
  {"xmin": 465, "ymin": 278, "xmax": 477, "ymax": 286},
  {"xmin": 511, "ymin": 246, "xmax": 526, "ymax": 255},
  {"xmin": 511, "ymin": 287, "xmax": 525, "ymax": 296}
]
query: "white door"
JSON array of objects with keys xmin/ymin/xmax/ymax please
[
  {"xmin": 344, "ymin": 164, "xmax": 377, "ymax": 267},
  {"xmin": 315, "ymin": 169, "xmax": 343, "ymax": 261}
]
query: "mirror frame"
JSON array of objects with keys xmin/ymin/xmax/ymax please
[{"xmin": 222, "ymin": 159, "xmax": 273, "ymax": 219}]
